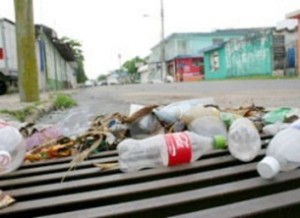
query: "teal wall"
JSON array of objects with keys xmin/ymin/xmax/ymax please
[
  {"xmin": 225, "ymin": 32, "xmax": 272, "ymax": 77},
  {"xmin": 204, "ymin": 32, "xmax": 273, "ymax": 79},
  {"xmin": 149, "ymin": 32, "xmax": 246, "ymax": 63},
  {"xmin": 204, "ymin": 47, "xmax": 227, "ymax": 79}
]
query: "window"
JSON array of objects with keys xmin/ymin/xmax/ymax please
[
  {"xmin": 192, "ymin": 59, "xmax": 202, "ymax": 67},
  {"xmin": 210, "ymin": 51, "xmax": 219, "ymax": 72}
]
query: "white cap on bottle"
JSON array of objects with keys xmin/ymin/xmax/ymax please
[
  {"xmin": 257, "ymin": 156, "xmax": 280, "ymax": 179},
  {"xmin": 0, "ymin": 150, "xmax": 12, "ymax": 168}
]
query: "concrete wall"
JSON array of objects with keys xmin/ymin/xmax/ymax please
[
  {"xmin": 41, "ymin": 35, "xmax": 76, "ymax": 91},
  {"xmin": 224, "ymin": 32, "xmax": 273, "ymax": 77},
  {"xmin": 149, "ymin": 33, "xmax": 246, "ymax": 64}
]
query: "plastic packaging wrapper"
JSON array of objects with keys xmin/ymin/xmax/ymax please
[
  {"xmin": 25, "ymin": 126, "xmax": 61, "ymax": 151},
  {"xmin": 57, "ymin": 108, "xmax": 91, "ymax": 137},
  {"xmin": 262, "ymin": 108, "xmax": 292, "ymax": 125}
]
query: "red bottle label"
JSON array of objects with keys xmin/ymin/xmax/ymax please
[{"xmin": 164, "ymin": 132, "xmax": 192, "ymax": 166}]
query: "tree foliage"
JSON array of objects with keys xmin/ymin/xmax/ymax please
[
  {"xmin": 123, "ymin": 56, "xmax": 145, "ymax": 82},
  {"xmin": 97, "ymin": 74, "xmax": 107, "ymax": 81},
  {"xmin": 60, "ymin": 37, "xmax": 87, "ymax": 83}
]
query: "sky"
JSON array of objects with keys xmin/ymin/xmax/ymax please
[{"xmin": 0, "ymin": 0, "xmax": 299, "ymax": 79}]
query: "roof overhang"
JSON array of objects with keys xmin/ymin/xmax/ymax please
[{"xmin": 286, "ymin": 9, "xmax": 300, "ymax": 19}]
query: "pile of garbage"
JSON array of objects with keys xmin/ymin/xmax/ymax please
[{"xmin": 1, "ymin": 98, "xmax": 300, "ymax": 177}]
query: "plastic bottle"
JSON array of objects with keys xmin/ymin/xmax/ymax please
[
  {"xmin": 227, "ymin": 117, "xmax": 261, "ymax": 162},
  {"xmin": 181, "ymin": 106, "xmax": 220, "ymax": 125},
  {"xmin": 0, "ymin": 125, "xmax": 26, "ymax": 175},
  {"xmin": 262, "ymin": 122, "xmax": 290, "ymax": 136},
  {"xmin": 257, "ymin": 119, "xmax": 300, "ymax": 179},
  {"xmin": 188, "ymin": 115, "xmax": 228, "ymax": 139},
  {"xmin": 117, "ymin": 131, "xmax": 225, "ymax": 172},
  {"xmin": 153, "ymin": 98, "xmax": 216, "ymax": 125}
]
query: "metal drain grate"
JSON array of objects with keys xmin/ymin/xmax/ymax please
[{"xmin": 1, "ymin": 138, "xmax": 300, "ymax": 218}]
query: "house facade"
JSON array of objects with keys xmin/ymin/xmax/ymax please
[
  {"xmin": 203, "ymin": 28, "xmax": 297, "ymax": 80},
  {"xmin": 274, "ymin": 19, "xmax": 298, "ymax": 76},
  {"xmin": 148, "ymin": 28, "xmax": 271, "ymax": 82}
]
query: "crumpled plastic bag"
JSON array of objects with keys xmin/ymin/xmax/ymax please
[
  {"xmin": 25, "ymin": 126, "xmax": 62, "ymax": 151},
  {"xmin": 126, "ymin": 104, "xmax": 164, "ymax": 139},
  {"xmin": 263, "ymin": 108, "xmax": 292, "ymax": 125},
  {"xmin": 57, "ymin": 108, "xmax": 91, "ymax": 137}
]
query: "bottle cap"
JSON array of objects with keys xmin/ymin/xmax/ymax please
[
  {"xmin": 213, "ymin": 135, "xmax": 226, "ymax": 149},
  {"xmin": 257, "ymin": 156, "xmax": 280, "ymax": 179},
  {"xmin": 0, "ymin": 150, "xmax": 12, "ymax": 168}
]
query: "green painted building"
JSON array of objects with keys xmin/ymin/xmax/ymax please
[
  {"xmin": 203, "ymin": 30, "xmax": 283, "ymax": 80},
  {"xmin": 148, "ymin": 28, "xmax": 272, "ymax": 81}
]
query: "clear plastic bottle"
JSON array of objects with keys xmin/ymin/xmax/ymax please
[
  {"xmin": 227, "ymin": 117, "xmax": 261, "ymax": 162},
  {"xmin": 117, "ymin": 131, "xmax": 225, "ymax": 173},
  {"xmin": 0, "ymin": 126, "xmax": 26, "ymax": 175},
  {"xmin": 262, "ymin": 122, "xmax": 290, "ymax": 136},
  {"xmin": 188, "ymin": 115, "xmax": 228, "ymax": 139},
  {"xmin": 257, "ymin": 119, "xmax": 300, "ymax": 179},
  {"xmin": 181, "ymin": 106, "xmax": 220, "ymax": 125}
]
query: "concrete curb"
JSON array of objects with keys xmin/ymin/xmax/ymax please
[{"xmin": 25, "ymin": 101, "xmax": 55, "ymax": 123}]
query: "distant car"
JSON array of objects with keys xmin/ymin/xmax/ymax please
[
  {"xmin": 84, "ymin": 80, "xmax": 94, "ymax": 87},
  {"xmin": 97, "ymin": 81, "xmax": 108, "ymax": 86}
]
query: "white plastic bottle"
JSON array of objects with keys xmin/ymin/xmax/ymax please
[
  {"xmin": 117, "ymin": 131, "xmax": 225, "ymax": 172},
  {"xmin": 188, "ymin": 115, "xmax": 228, "ymax": 139},
  {"xmin": 257, "ymin": 119, "xmax": 300, "ymax": 179},
  {"xmin": 0, "ymin": 125, "xmax": 26, "ymax": 175},
  {"xmin": 262, "ymin": 122, "xmax": 290, "ymax": 136},
  {"xmin": 227, "ymin": 117, "xmax": 261, "ymax": 162}
]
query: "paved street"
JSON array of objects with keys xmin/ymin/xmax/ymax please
[
  {"xmin": 0, "ymin": 78, "xmax": 293, "ymax": 124},
  {"xmin": 72, "ymin": 79, "xmax": 300, "ymax": 115}
]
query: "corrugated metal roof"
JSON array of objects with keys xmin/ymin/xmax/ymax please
[{"xmin": 35, "ymin": 25, "xmax": 76, "ymax": 62}]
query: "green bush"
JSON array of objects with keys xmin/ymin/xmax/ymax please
[
  {"xmin": 54, "ymin": 94, "xmax": 77, "ymax": 109},
  {"xmin": 0, "ymin": 105, "xmax": 35, "ymax": 122}
]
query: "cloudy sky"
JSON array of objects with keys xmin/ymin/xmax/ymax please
[{"xmin": 0, "ymin": 0, "xmax": 299, "ymax": 79}]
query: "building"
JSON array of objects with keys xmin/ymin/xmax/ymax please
[
  {"xmin": 274, "ymin": 20, "xmax": 298, "ymax": 76},
  {"xmin": 138, "ymin": 64, "xmax": 150, "ymax": 84},
  {"xmin": 35, "ymin": 25, "xmax": 77, "ymax": 91},
  {"xmin": 0, "ymin": 18, "xmax": 77, "ymax": 94},
  {"xmin": 107, "ymin": 69, "xmax": 130, "ymax": 85},
  {"xmin": 287, "ymin": 9, "xmax": 300, "ymax": 77},
  {"xmin": 148, "ymin": 28, "xmax": 272, "ymax": 82},
  {"xmin": 202, "ymin": 30, "xmax": 290, "ymax": 79}
]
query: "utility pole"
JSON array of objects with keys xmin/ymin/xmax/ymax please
[
  {"xmin": 14, "ymin": 0, "xmax": 39, "ymax": 102},
  {"xmin": 118, "ymin": 53, "xmax": 122, "ymax": 70},
  {"xmin": 160, "ymin": 0, "xmax": 166, "ymax": 81}
]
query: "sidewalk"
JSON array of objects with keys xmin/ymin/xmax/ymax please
[{"xmin": 0, "ymin": 90, "xmax": 75, "ymax": 123}]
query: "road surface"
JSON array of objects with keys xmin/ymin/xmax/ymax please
[{"xmin": 39, "ymin": 79, "xmax": 300, "ymax": 124}]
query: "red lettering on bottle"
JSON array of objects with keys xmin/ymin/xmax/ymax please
[{"xmin": 164, "ymin": 132, "xmax": 192, "ymax": 166}]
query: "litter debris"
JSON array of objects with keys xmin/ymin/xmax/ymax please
[
  {"xmin": 93, "ymin": 162, "xmax": 119, "ymax": 171},
  {"xmin": 1, "ymin": 98, "xmax": 298, "ymax": 177},
  {"xmin": 262, "ymin": 107, "xmax": 293, "ymax": 125},
  {"xmin": 24, "ymin": 137, "xmax": 76, "ymax": 163},
  {"xmin": 0, "ymin": 190, "xmax": 15, "ymax": 209},
  {"xmin": 154, "ymin": 98, "xmax": 216, "ymax": 125}
]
